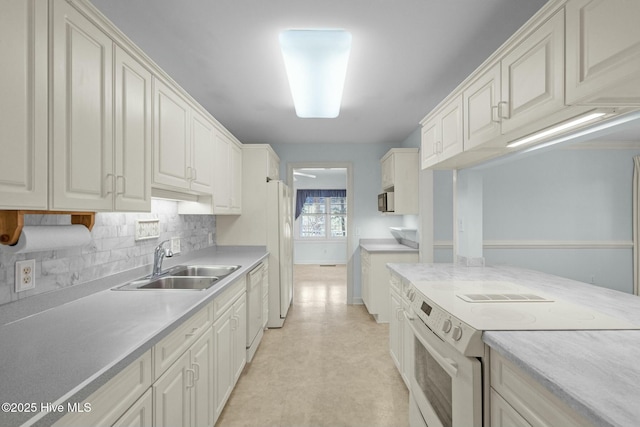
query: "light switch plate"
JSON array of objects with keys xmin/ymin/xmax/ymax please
[
  {"xmin": 15, "ymin": 259, "xmax": 36, "ymax": 292},
  {"xmin": 171, "ymin": 237, "xmax": 181, "ymax": 254}
]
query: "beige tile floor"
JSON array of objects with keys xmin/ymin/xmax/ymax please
[{"xmin": 215, "ymin": 264, "xmax": 409, "ymax": 427}]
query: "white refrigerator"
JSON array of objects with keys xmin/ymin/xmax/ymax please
[{"xmin": 266, "ymin": 180, "xmax": 293, "ymax": 328}]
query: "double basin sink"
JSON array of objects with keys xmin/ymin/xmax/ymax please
[{"xmin": 114, "ymin": 265, "xmax": 241, "ymax": 291}]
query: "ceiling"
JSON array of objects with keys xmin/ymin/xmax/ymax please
[{"xmin": 89, "ymin": 0, "xmax": 549, "ymax": 145}]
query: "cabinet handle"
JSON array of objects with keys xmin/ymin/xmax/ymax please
[
  {"xmin": 491, "ymin": 105, "xmax": 501, "ymax": 123},
  {"xmin": 186, "ymin": 166, "xmax": 193, "ymax": 182},
  {"xmin": 105, "ymin": 174, "xmax": 115, "ymax": 195},
  {"xmin": 186, "ymin": 368, "xmax": 196, "ymax": 389},
  {"xmin": 116, "ymin": 175, "xmax": 126, "ymax": 195},
  {"xmin": 497, "ymin": 101, "xmax": 509, "ymax": 120},
  {"xmin": 185, "ymin": 327, "xmax": 198, "ymax": 338},
  {"xmin": 192, "ymin": 168, "xmax": 197, "ymax": 181},
  {"xmin": 396, "ymin": 308, "xmax": 404, "ymax": 322},
  {"xmin": 192, "ymin": 362, "xmax": 200, "ymax": 382}
]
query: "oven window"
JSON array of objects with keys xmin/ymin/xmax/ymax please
[{"xmin": 414, "ymin": 336, "xmax": 452, "ymax": 427}]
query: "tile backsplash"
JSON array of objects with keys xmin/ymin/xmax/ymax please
[{"xmin": 0, "ymin": 200, "xmax": 215, "ymax": 306}]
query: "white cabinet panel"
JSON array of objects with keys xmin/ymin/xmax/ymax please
[
  {"xmin": 191, "ymin": 328, "xmax": 215, "ymax": 427},
  {"xmin": 380, "ymin": 148, "xmax": 419, "ymax": 214},
  {"xmin": 420, "ymin": 95, "xmax": 462, "ymax": 170},
  {"xmin": 500, "ymin": 10, "xmax": 565, "ymax": 134},
  {"xmin": 114, "ymin": 46, "xmax": 152, "ymax": 211},
  {"xmin": 0, "ymin": 0, "xmax": 48, "ymax": 209},
  {"xmin": 153, "ymin": 78, "xmax": 191, "ymax": 190},
  {"xmin": 463, "ymin": 63, "xmax": 501, "ymax": 150},
  {"xmin": 491, "ymin": 389, "xmax": 532, "ymax": 427},
  {"xmin": 51, "ymin": 0, "xmax": 114, "ymax": 210},
  {"xmin": 153, "ymin": 351, "xmax": 191, "ymax": 427},
  {"xmin": 213, "ymin": 309, "xmax": 233, "ymax": 420},
  {"xmin": 566, "ymin": 0, "xmax": 640, "ymax": 105},
  {"xmin": 213, "ymin": 130, "xmax": 242, "ymax": 214},
  {"xmin": 112, "ymin": 388, "xmax": 153, "ymax": 427},
  {"xmin": 190, "ymin": 111, "xmax": 215, "ymax": 194}
]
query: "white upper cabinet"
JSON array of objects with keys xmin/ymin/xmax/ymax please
[
  {"xmin": 421, "ymin": 95, "xmax": 463, "ymax": 169},
  {"xmin": 500, "ymin": 9, "xmax": 565, "ymax": 135},
  {"xmin": 114, "ymin": 46, "xmax": 152, "ymax": 212},
  {"xmin": 153, "ymin": 78, "xmax": 191, "ymax": 191},
  {"xmin": 463, "ymin": 63, "xmax": 501, "ymax": 150},
  {"xmin": 190, "ymin": 110, "xmax": 216, "ymax": 194},
  {"xmin": 381, "ymin": 148, "xmax": 419, "ymax": 214},
  {"xmin": 0, "ymin": 0, "xmax": 48, "ymax": 209},
  {"xmin": 51, "ymin": 0, "xmax": 114, "ymax": 211},
  {"xmin": 566, "ymin": 0, "xmax": 640, "ymax": 106},
  {"xmin": 213, "ymin": 130, "xmax": 242, "ymax": 215}
]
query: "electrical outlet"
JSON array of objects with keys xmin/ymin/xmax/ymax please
[
  {"xmin": 171, "ymin": 237, "xmax": 181, "ymax": 254},
  {"xmin": 15, "ymin": 259, "xmax": 36, "ymax": 292}
]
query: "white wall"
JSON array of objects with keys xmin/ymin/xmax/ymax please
[
  {"xmin": 480, "ymin": 145, "xmax": 640, "ymax": 293},
  {"xmin": 270, "ymin": 142, "xmax": 405, "ymax": 303}
]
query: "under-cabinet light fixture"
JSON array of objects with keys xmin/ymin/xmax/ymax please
[
  {"xmin": 507, "ymin": 112, "xmax": 607, "ymax": 148},
  {"xmin": 279, "ymin": 29, "xmax": 352, "ymax": 118}
]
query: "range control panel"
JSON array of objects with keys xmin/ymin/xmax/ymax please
[{"xmin": 408, "ymin": 285, "xmax": 484, "ymax": 357}]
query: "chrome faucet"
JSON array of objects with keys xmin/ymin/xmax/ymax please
[{"xmin": 151, "ymin": 240, "xmax": 173, "ymax": 277}]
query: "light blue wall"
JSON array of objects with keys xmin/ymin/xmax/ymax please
[
  {"xmin": 270, "ymin": 142, "xmax": 405, "ymax": 303},
  {"xmin": 480, "ymin": 147, "xmax": 640, "ymax": 294}
]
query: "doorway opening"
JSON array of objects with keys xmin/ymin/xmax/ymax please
[{"xmin": 289, "ymin": 163, "xmax": 353, "ymax": 304}]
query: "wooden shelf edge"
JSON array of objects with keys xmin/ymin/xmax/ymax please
[{"xmin": 0, "ymin": 210, "xmax": 95, "ymax": 246}]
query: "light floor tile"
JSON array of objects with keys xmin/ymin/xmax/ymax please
[{"xmin": 216, "ymin": 264, "xmax": 409, "ymax": 427}]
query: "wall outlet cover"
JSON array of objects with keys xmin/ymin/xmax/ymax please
[
  {"xmin": 171, "ymin": 237, "xmax": 181, "ymax": 254},
  {"xmin": 15, "ymin": 259, "xmax": 36, "ymax": 292},
  {"xmin": 135, "ymin": 219, "xmax": 160, "ymax": 241}
]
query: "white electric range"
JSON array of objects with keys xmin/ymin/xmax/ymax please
[{"xmin": 406, "ymin": 279, "xmax": 640, "ymax": 427}]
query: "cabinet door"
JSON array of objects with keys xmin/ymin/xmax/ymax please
[
  {"xmin": 500, "ymin": 10, "xmax": 565, "ymax": 134},
  {"xmin": 566, "ymin": 0, "xmax": 640, "ymax": 105},
  {"xmin": 114, "ymin": 46, "xmax": 152, "ymax": 212},
  {"xmin": 401, "ymin": 299, "xmax": 413, "ymax": 388},
  {"xmin": 439, "ymin": 94, "xmax": 464, "ymax": 160},
  {"xmin": 153, "ymin": 78, "xmax": 191, "ymax": 190},
  {"xmin": 420, "ymin": 118, "xmax": 439, "ymax": 169},
  {"xmin": 463, "ymin": 63, "xmax": 501, "ymax": 150},
  {"xmin": 213, "ymin": 131, "xmax": 231, "ymax": 213},
  {"xmin": 232, "ymin": 295, "xmax": 247, "ymax": 384},
  {"xmin": 389, "ymin": 289, "xmax": 402, "ymax": 373},
  {"xmin": 361, "ymin": 250, "xmax": 371, "ymax": 309},
  {"xmin": 191, "ymin": 329, "xmax": 215, "ymax": 427},
  {"xmin": 0, "ymin": 0, "xmax": 48, "ymax": 209},
  {"xmin": 230, "ymin": 141, "xmax": 243, "ymax": 213},
  {"xmin": 491, "ymin": 389, "xmax": 533, "ymax": 427},
  {"xmin": 51, "ymin": 0, "xmax": 114, "ymax": 211},
  {"xmin": 381, "ymin": 156, "xmax": 394, "ymax": 190},
  {"xmin": 154, "ymin": 351, "xmax": 191, "ymax": 427},
  {"xmin": 190, "ymin": 111, "xmax": 215, "ymax": 194},
  {"xmin": 213, "ymin": 310, "xmax": 233, "ymax": 420},
  {"xmin": 112, "ymin": 388, "xmax": 153, "ymax": 427}
]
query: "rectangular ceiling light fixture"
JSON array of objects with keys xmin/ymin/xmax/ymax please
[
  {"xmin": 279, "ymin": 29, "xmax": 352, "ymax": 118},
  {"xmin": 506, "ymin": 111, "xmax": 607, "ymax": 148}
]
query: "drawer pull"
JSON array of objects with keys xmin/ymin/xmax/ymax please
[{"xmin": 185, "ymin": 327, "xmax": 198, "ymax": 338}]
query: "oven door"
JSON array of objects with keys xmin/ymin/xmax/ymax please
[{"xmin": 406, "ymin": 311, "xmax": 482, "ymax": 427}]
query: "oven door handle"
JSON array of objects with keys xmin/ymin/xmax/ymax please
[{"xmin": 405, "ymin": 311, "xmax": 459, "ymax": 378}]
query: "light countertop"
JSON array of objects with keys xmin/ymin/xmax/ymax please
[
  {"xmin": 0, "ymin": 246, "xmax": 268, "ymax": 427},
  {"xmin": 359, "ymin": 238, "xmax": 418, "ymax": 253},
  {"xmin": 387, "ymin": 262, "xmax": 640, "ymax": 427}
]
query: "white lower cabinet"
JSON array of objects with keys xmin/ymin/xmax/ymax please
[
  {"xmin": 389, "ymin": 272, "xmax": 413, "ymax": 389},
  {"xmin": 213, "ymin": 277, "xmax": 247, "ymax": 422},
  {"xmin": 53, "ymin": 351, "xmax": 153, "ymax": 427},
  {"xmin": 361, "ymin": 248, "xmax": 418, "ymax": 323},
  {"xmin": 154, "ymin": 327, "xmax": 214, "ymax": 427},
  {"xmin": 490, "ymin": 350, "xmax": 594, "ymax": 427},
  {"xmin": 112, "ymin": 388, "xmax": 153, "ymax": 427}
]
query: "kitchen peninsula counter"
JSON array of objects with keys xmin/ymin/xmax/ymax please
[
  {"xmin": 387, "ymin": 262, "xmax": 640, "ymax": 427},
  {"xmin": 0, "ymin": 246, "xmax": 268, "ymax": 427}
]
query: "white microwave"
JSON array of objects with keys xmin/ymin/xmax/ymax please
[{"xmin": 378, "ymin": 192, "xmax": 395, "ymax": 212}]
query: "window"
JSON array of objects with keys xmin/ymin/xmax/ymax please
[{"xmin": 298, "ymin": 196, "xmax": 347, "ymax": 239}]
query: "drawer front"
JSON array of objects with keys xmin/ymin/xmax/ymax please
[
  {"xmin": 389, "ymin": 272, "xmax": 401, "ymax": 293},
  {"xmin": 214, "ymin": 275, "xmax": 247, "ymax": 320},
  {"xmin": 490, "ymin": 350, "xmax": 593, "ymax": 427},
  {"xmin": 54, "ymin": 350, "xmax": 152, "ymax": 427},
  {"xmin": 491, "ymin": 388, "xmax": 532, "ymax": 427},
  {"xmin": 153, "ymin": 302, "xmax": 213, "ymax": 379}
]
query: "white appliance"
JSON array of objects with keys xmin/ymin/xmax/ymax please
[
  {"xmin": 405, "ymin": 280, "xmax": 640, "ymax": 427},
  {"xmin": 266, "ymin": 180, "xmax": 293, "ymax": 328},
  {"xmin": 246, "ymin": 262, "xmax": 265, "ymax": 362}
]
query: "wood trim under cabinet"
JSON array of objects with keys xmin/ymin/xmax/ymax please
[{"xmin": 0, "ymin": 210, "xmax": 95, "ymax": 245}]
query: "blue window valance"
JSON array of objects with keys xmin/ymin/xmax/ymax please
[{"xmin": 295, "ymin": 189, "xmax": 347, "ymax": 220}]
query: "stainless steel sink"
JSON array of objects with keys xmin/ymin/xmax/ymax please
[
  {"xmin": 138, "ymin": 276, "xmax": 219, "ymax": 290},
  {"xmin": 170, "ymin": 265, "xmax": 241, "ymax": 278},
  {"xmin": 112, "ymin": 264, "xmax": 241, "ymax": 291}
]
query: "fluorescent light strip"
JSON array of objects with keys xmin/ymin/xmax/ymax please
[
  {"xmin": 280, "ymin": 29, "xmax": 352, "ymax": 118},
  {"xmin": 507, "ymin": 112, "xmax": 607, "ymax": 148}
]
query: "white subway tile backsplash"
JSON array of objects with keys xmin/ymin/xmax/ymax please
[{"xmin": 0, "ymin": 200, "xmax": 215, "ymax": 306}]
